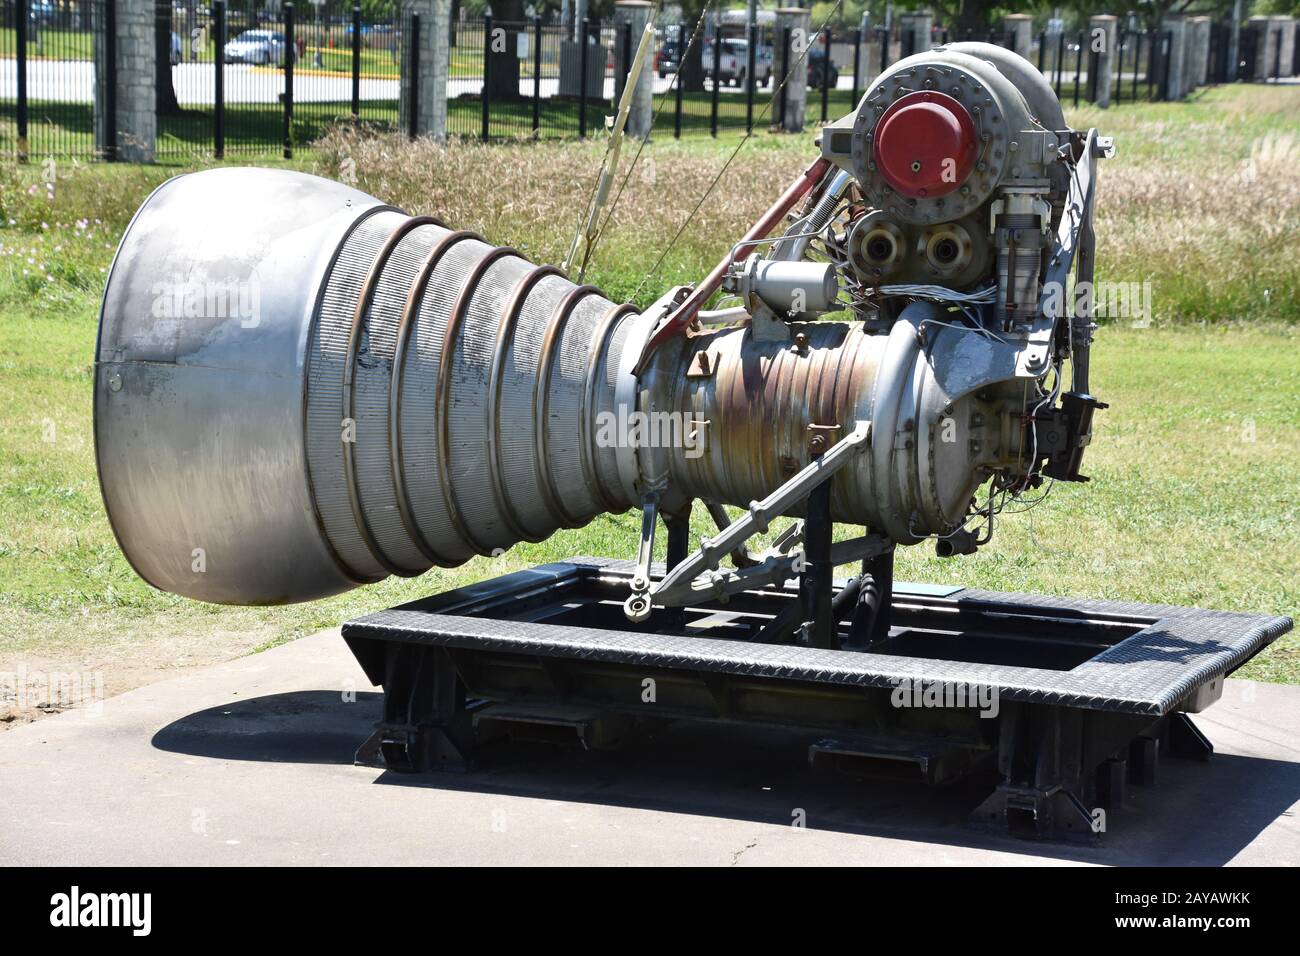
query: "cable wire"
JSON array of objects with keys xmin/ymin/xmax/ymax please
[{"xmin": 634, "ymin": 0, "xmax": 846, "ymax": 301}]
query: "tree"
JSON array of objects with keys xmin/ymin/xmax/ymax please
[
  {"xmin": 677, "ymin": 0, "xmax": 709, "ymax": 93},
  {"xmin": 484, "ymin": 0, "xmax": 527, "ymax": 101}
]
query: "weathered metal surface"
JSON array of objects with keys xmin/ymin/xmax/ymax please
[{"xmin": 97, "ymin": 169, "xmax": 641, "ymax": 604}]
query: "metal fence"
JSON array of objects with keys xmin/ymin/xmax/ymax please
[
  {"xmin": 446, "ymin": 18, "xmax": 608, "ymax": 140},
  {"xmin": 1, "ymin": 8, "xmax": 1295, "ymax": 161},
  {"xmin": 156, "ymin": 0, "xmax": 401, "ymax": 160},
  {"xmin": 1, "ymin": 0, "xmax": 105, "ymax": 160}
]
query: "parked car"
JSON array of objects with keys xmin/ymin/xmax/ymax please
[
  {"xmin": 807, "ymin": 45, "xmax": 839, "ymax": 88},
  {"xmin": 223, "ymin": 30, "xmax": 293, "ymax": 66},
  {"xmin": 28, "ymin": 2, "xmax": 58, "ymax": 25},
  {"xmin": 703, "ymin": 38, "xmax": 774, "ymax": 87},
  {"xmin": 656, "ymin": 38, "xmax": 681, "ymax": 76}
]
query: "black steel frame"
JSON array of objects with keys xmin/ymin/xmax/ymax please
[{"xmin": 343, "ymin": 556, "xmax": 1289, "ymax": 843}]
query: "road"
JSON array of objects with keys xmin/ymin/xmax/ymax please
[
  {"xmin": 1, "ymin": 629, "xmax": 1296, "ymax": 865},
  {"xmin": 2, "ymin": 59, "xmax": 856, "ymax": 105}
]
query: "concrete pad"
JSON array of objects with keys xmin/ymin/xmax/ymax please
[{"xmin": 1, "ymin": 631, "xmax": 1297, "ymax": 866}]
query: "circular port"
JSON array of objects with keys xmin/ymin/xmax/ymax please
[
  {"xmin": 848, "ymin": 212, "xmax": 907, "ymax": 281},
  {"xmin": 919, "ymin": 223, "xmax": 975, "ymax": 278},
  {"xmin": 866, "ymin": 232, "xmax": 898, "ymax": 263},
  {"xmin": 933, "ymin": 237, "xmax": 960, "ymax": 264}
]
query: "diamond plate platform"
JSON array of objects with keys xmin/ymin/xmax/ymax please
[{"xmin": 341, "ymin": 558, "xmax": 1291, "ymax": 843}]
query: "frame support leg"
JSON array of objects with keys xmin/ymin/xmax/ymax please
[
  {"xmin": 971, "ymin": 703, "xmax": 1098, "ymax": 843},
  {"xmin": 662, "ymin": 504, "xmax": 692, "ymax": 630},
  {"xmin": 1165, "ymin": 713, "xmax": 1213, "ymax": 761},
  {"xmin": 798, "ymin": 473, "xmax": 835, "ymax": 648},
  {"xmin": 355, "ymin": 643, "xmax": 475, "ymax": 773}
]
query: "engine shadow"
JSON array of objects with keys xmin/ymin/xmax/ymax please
[{"xmin": 152, "ymin": 689, "xmax": 1300, "ymax": 865}]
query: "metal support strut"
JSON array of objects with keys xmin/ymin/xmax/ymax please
[
  {"xmin": 798, "ymin": 460, "xmax": 835, "ymax": 648},
  {"xmin": 646, "ymin": 420, "xmax": 877, "ymax": 611}
]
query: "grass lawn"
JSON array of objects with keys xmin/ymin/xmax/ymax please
[
  {"xmin": 0, "ymin": 27, "xmax": 96, "ymax": 61},
  {"xmin": 0, "ymin": 82, "xmax": 1296, "ymax": 710},
  {"xmin": 2, "ymin": 91, "xmax": 788, "ymax": 162}
]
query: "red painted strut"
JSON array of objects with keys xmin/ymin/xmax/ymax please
[{"xmin": 634, "ymin": 156, "xmax": 833, "ymax": 374}]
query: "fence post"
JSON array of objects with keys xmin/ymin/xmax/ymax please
[
  {"xmin": 1244, "ymin": 17, "xmax": 1269, "ymax": 81},
  {"xmin": 616, "ymin": 20, "xmax": 631, "ymax": 105},
  {"xmin": 1162, "ymin": 17, "xmax": 1186, "ymax": 99},
  {"xmin": 1170, "ymin": 30, "xmax": 1180, "ymax": 100},
  {"xmin": 482, "ymin": 13, "xmax": 492, "ymax": 141},
  {"xmin": 776, "ymin": 7, "xmax": 809, "ymax": 133},
  {"xmin": 851, "ymin": 27, "xmax": 861, "ymax": 106},
  {"xmin": 1128, "ymin": 32, "xmax": 1138, "ymax": 100},
  {"xmin": 1088, "ymin": 36, "xmax": 1099, "ymax": 103},
  {"xmin": 778, "ymin": 26, "xmax": 789, "ymax": 129},
  {"xmin": 1228, "ymin": 17, "xmax": 1241, "ymax": 83},
  {"xmin": 1115, "ymin": 31, "xmax": 1126, "ymax": 105},
  {"xmin": 399, "ymin": 0, "xmax": 444, "ymax": 142},
  {"xmin": 613, "ymin": 1, "xmax": 652, "ymax": 139},
  {"xmin": 900, "ymin": 12, "xmax": 931, "ymax": 57},
  {"xmin": 1090, "ymin": 15, "xmax": 1117, "ymax": 108},
  {"xmin": 351, "ymin": 5, "xmax": 361, "ymax": 118},
  {"xmin": 532, "ymin": 16, "xmax": 542, "ymax": 138},
  {"xmin": 1004, "ymin": 13, "xmax": 1032, "ymax": 60},
  {"xmin": 16, "ymin": 0, "xmax": 28, "ymax": 161},
  {"xmin": 578, "ymin": 17, "xmax": 589, "ymax": 139},
  {"xmin": 878, "ymin": 26, "xmax": 889, "ymax": 73},
  {"xmin": 1054, "ymin": 30, "xmax": 1064, "ymax": 96},
  {"xmin": 283, "ymin": 2, "xmax": 294, "ymax": 158},
  {"xmin": 1190, "ymin": 17, "xmax": 1211, "ymax": 88},
  {"xmin": 1147, "ymin": 31, "xmax": 1157, "ymax": 99},
  {"xmin": 104, "ymin": 0, "xmax": 117, "ymax": 161},
  {"xmin": 214, "ymin": 0, "xmax": 224, "ymax": 158},
  {"xmin": 1073, "ymin": 29, "xmax": 1082, "ymax": 107},
  {"xmin": 710, "ymin": 17, "xmax": 720, "ymax": 137},
  {"xmin": 746, "ymin": 17, "xmax": 756, "ymax": 133},
  {"xmin": 674, "ymin": 21, "xmax": 684, "ymax": 138},
  {"xmin": 410, "ymin": 12, "xmax": 420, "ymax": 139},
  {"xmin": 820, "ymin": 27, "xmax": 829, "ymax": 123},
  {"xmin": 108, "ymin": 0, "xmax": 154, "ymax": 161},
  {"xmin": 1037, "ymin": 30, "xmax": 1046, "ymax": 73}
]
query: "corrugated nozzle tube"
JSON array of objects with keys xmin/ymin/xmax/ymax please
[{"xmin": 96, "ymin": 169, "xmax": 638, "ymax": 603}]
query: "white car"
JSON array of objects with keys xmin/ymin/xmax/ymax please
[
  {"xmin": 224, "ymin": 30, "xmax": 291, "ymax": 65},
  {"xmin": 703, "ymin": 38, "xmax": 774, "ymax": 87}
]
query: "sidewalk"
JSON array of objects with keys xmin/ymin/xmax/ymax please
[{"xmin": 1, "ymin": 630, "xmax": 1296, "ymax": 866}]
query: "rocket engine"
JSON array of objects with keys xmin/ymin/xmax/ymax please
[{"xmin": 94, "ymin": 43, "xmax": 1110, "ymax": 619}]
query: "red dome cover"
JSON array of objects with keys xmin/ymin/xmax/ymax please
[{"xmin": 872, "ymin": 91, "xmax": 978, "ymax": 199}]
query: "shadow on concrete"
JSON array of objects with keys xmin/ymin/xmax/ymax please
[
  {"xmin": 152, "ymin": 689, "xmax": 384, "ymax": 766},
  {"xmin": 152, "ymin": 690, "xmax": 1300, "ymax": 865}
]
